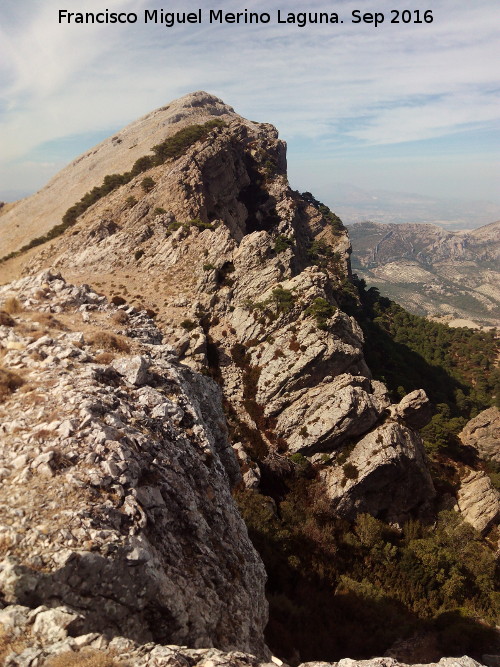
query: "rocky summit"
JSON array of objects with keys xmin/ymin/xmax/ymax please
[{"xmin": 0, "ymin": 92, "xmax": 498, "ymax": 665}]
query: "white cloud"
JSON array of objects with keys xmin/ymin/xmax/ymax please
[{"xmin": 0, "ymin": 0, "xmax": 499, "ymax": 200}]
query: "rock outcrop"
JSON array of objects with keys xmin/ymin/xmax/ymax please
[
  {"xmin": 455, "ymin": 470, "xmax": 500, "ymax": 534},
  {"xmin": 321, "ymin": 422, "xmax": 434, "ymax": 524},
  {"xmin": 459, "ymin": 407, "xmax": 500, "ymax": 463},
  {"xmin": 0, "ymin": 272, "xmax": 268, "ymax": 657}
]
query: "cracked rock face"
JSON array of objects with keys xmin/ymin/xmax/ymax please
[
  {"xmin": 0, "ymin": 272, "xmax": 268, "ymax": 657},
  {"xmin": 455, "ymin": 470, "xmax": 500, "ymax": 534},
  {"xmin": 459, "ymin": 407, "xmax": 500, "ymax": 464},
  {"xmin": 321, "ymin": 422, "xmax": 435, "ymax": 524},
  {"xmin": 5, "ymin": 93, "xmax": 438, "ymax": 528}
]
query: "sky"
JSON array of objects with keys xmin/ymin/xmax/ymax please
[{"xmin": 1, "ymin": 0, "xmax": 499, "ymax": 211}]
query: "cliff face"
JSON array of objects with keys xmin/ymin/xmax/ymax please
[{"xmin": 12, "ymin": 92, "xmax": 435, "ymax": 527}]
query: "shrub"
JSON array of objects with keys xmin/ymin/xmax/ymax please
[
  {"xmin": 274, "ymin": 235, "xmax": 293, "ymax": 253},
  {"xmin": 134, "ymin": 249, "xmax": 144, "ymax": 261},
  {"xmin": 111, "ymin": 310, "xmax": 129, "ymax": 325},
  {"xmin": 154, "ymin": 207, "xmax": 167, "ymax": 215},
  {"xmin": 125, "ymin": 195, "xmax": 137, "ymax": 208},
  {"xmin": 203, "ymin": 263, "xmax": 216, "ymax": 271},
  {"xmin": 140, "ymin": 177, "xmax": 155, "ymax": 193},
  {"xmin": 307, "ymin": 297, "xmax": 336, "ymax": 330},
  {"xmin": 180, "ymin": 319, "xmax": 197, "ymax": 331},
  {"xmin": 87, "ymin": 332, "xmax": 130, "ymax": 353},
  {"xmin": 0, "ymin": 310, "xmax": 15, "ymax": 326},
  {"xmin": 343, "ymin": 462, "xmax": 359, "ymax": 479},
  {"xmin": 271, "ymin": 287, "xmax": 295, "ymax": 314},
  {"xmin": 44, "ymin": 649, "xmax": 124, "ymax": 666},
  {"xmin": 0, "ymin": 367, "xmax": 24, "ymax": 401},
  {"xmin": 3, "ymin": 297, "xmax": 22, "ymax": 314}
]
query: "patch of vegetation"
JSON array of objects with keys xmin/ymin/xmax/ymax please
[
  {"xmin": 271, "ymin": 286, "xmax": 296, "ymax": 314},
  {"xmin": 237, "ymin": 480, "xmax": 499, "ymax": 662},
  {"xmin": 355, "ymin": 279, "xmax": 500, "ymax": 454},
  {"xmin": 140, "ymin": 176, "xmax": 156, "ymax": 193},
  {"xmin": 180, "ymin": 319, "xmax": 197, "ymax": 332},
  {"xmin": 306, "ymin": 297, "xmax": 336, "ymax": 330},
  {"xmin": 274, "ymin": 235, "xmax": 293, "ymax": 253},
  {"xmin": 86, "ymin": 331, "xmax": 130, "ymax": 353},
  {"xmin": 0, "ymin": 367, "xmax": 24, "ymax": 402},
  {"xmin": 0, "ymin": 310, "xmax": 16, "ymax": 326}
]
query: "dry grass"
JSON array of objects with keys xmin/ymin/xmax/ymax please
[
  {"xmin": 111, "ymin": 310, "xmax": 129, "ymax": 325},
  {"xmin": 87, "ymin": 331, "xmax": 130, "ymax": 353},
  {"xmin": 0, "ymin": 626, "xmax": 28, "ymax": 663},
  {"xmin": 0, "ymin": 367, "xmax": 24, "ymax": 402},
  {"xmin": 2, "ymin": 297, "xmax": 22, "ymax": 314},
  {"xmin": 44, "ymin": 649, "xmax": 126, "ymax": 666},
  {"xmin": 93, "ymin": 352, "xmax": 116, "ymax": 364},
  {"xmin": 0, "ymin": 310, "xmax": 16, "ymax": 326}
]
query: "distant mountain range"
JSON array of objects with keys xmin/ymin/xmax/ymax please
[
  {"xmin": 330, "ymin": 183, "xmax": 500, "ymax": 230},
  {"xmin": 348, "ymin": 219, "xmax": 500, "ymax": 327}
]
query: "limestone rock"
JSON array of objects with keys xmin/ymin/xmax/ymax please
[
  {"xmin": 111, "ymin": 354, "xmax": 150, "ymax": 385},
  {"xmin": 0, "ymin": 273, "xmax": 268, "ymax": 657},
  {"xmin": 321, "ymin": 422, "xmax": 435, "ymax": 523},
  {"xmin": 455, "ymin": 470, "xmax": 500, "ymax": 534},
  {"xmin": 390, "ymin": 389, "xmax": 432, "ymax": 429},
  {"xmin": 459, "ymin": 407, "xmax": 500, "ymax": 463}
]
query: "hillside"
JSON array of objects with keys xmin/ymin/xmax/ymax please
[
  {"xmin": 348, "ymin": 221, "xmax": 500, "ymax": 327},
  {"xmin": 0, "ymin": 92, "xmax": 498, "ymax": 665}
]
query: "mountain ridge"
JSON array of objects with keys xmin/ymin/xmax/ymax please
[{"xmin": 0, "ymin": 92, "xmax": 498, "ymax": 664}]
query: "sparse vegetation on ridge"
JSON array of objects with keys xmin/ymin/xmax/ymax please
[{"xmin": 0, "ymin": 119, "xmax": 226, "ymax": 264}]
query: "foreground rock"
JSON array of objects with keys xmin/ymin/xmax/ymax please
[
  {"xmin": 459, "ymin": 407, "xmax": 500, "ymax": 463},
  {"xmin": 0, "ymin": 272, "xmax": 268, "ymax": 656},
  {"xmin": 0, "ymin": 604, "xmax": 488, "ymax": 666}
]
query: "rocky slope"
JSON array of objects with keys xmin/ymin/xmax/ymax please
[
  {"xmin": 0, "ymin": 272, "xmax": 268, "ymax": 657},
  {"xmin": 0, "ymin": 92, "xmax": 497, "ymax": 664},
  {"xmin": 348, "ymin": 221, "xmax": 500, "ymax": 327}
]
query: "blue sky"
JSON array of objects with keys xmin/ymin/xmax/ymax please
[{"xmin": 1, "ymin": 0, "xmax": 499, "ymax": 207}]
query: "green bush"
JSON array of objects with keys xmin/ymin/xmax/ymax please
[
  {"xmin": 307, "ymin": 297, "xmax": 336, "ymax": 329},
  {"xmin": 274, "ymin": 235, "xmax": 293, "ymax": 253},
  {"xmin": 271, "ymin": 287, "xmax": 295, "ymax": 314},
  {"xmin": 141, "ymin": 177, "xmax": 155, "ymax": 193},
  {"xmin": 180, "ymin": 319, "xmax": 197, "ymax": 331}
]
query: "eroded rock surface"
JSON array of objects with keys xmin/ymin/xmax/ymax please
[
  {"xmin": 455, "ymin": 470, "xmax": 500, "ymax": 534},
  {"xmin": 459, "ymin": 407, "xmax": 500, "ymax": 463},
  {"xmin": 0, "ymin": 272, "xmax": 268, "ymax": 657},
  {"xmin": 322, "ymin": 422, "xmax": 435, "ymax": 523}
]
